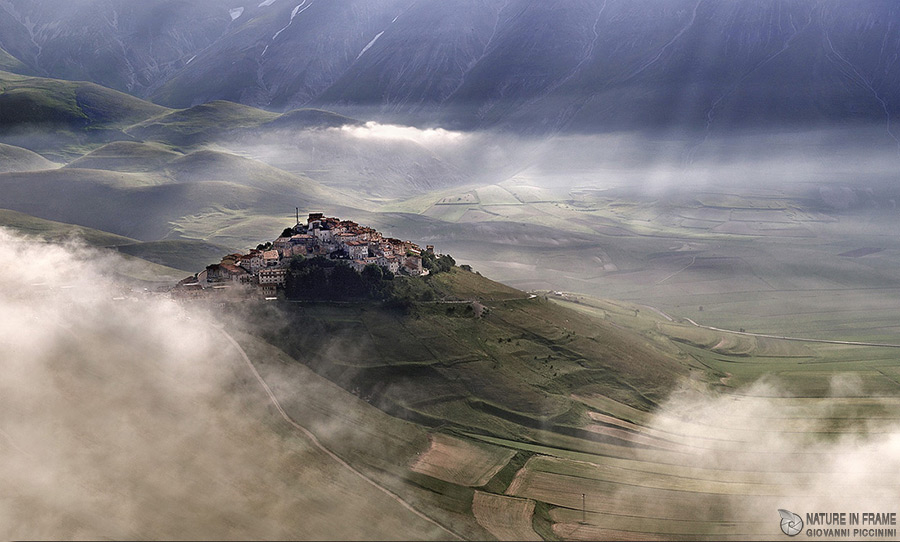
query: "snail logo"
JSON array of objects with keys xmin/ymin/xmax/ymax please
[{"xmin": 778, "ymin": 509, "xmax": 803, "ymax": 536}]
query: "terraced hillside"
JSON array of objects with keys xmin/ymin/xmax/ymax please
[{"xmin": 213, "ymin": 270, "xmax": 900, "ymax": 541}]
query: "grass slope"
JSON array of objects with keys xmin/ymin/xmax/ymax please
[
  {"xmin": 0, "ymin": 208, "xmax": 188, "ymax": 282},
  {"xmin": 0, "ymin": 208, "xmax": 136, "ymax": 247},
  {"xmin": 65, "ymin": 143, "xmax": 358, "ymax": 211},
  {"xmin": 164, "ymin": 149, "xmax": 350, "ymax": 204},
  {"xmin": 228, "ymin": 275, "xmax": 900, "ymax": 541},
  {"xmin": 0, "ymin": 142, "xmax": 57, "ymax": 172},
  {"xmin": 0, "ymin": 168, "xmax": 287, "ymax": 240},
  {"xmin": 0, "ymin": 70, "xmax": 169, "ymax": 130},
  {"xmin": 0, "ymin": 47, "xmax": 29, "ymax": 75},
  {"xmin": 243, "ymin": 268, "xmax": 694, "ymax": 440},
  {"xmin": 67, "ymin": 141, "xmax": 183, "ymax": 172},
  {"xmin": 116, "ymin": 239, "xmax": 236, "ymax": 272},
  {"xmin": 127, "ymin": 100, "xmax": 278, "ymax": 146}
]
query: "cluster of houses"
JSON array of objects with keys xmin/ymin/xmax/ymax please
[{"xmin": 176, "ymin": 213, "xmax": 431, "ymax": 297}]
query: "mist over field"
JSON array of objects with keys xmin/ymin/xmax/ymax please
[
  {"xmin": 222, "ymin": 119, "xmax": 900, "ymax": 202},
  {"xmin": 644, "ymin": 378, "xmax": 900, "ymax": 526},
  {"xmin": 7, "ymin": 222, "xmax": 900, "ymax": 539},
  {"xmin": 0, "ymin": 229, "xmax": 441, "ymax": 540}
]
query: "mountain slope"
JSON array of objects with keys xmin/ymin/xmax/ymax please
[
  {"xmin": 0, "ymin": 0, "xmax": 231, "ymax": 95},
  {"xmin": 12, "ymin": 0, "xmax": 892, "ymax": 134},
  {"xmin": 0, "ymin": 45, "xmax": 29, "ymax": 74}
]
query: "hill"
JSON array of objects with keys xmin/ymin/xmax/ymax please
[
  {"xmin": 163, "ymin": 149, "xmax": 349, "ymax": 204},
  {"xmin": 261, "ymin": 108, "xmax": 363, "ymax": 130},
  {"xmin": 0, "ymin": 143, "xmax": 58, "ymax": 172},
  {"xmin": 66, "ymin": 141, "xmax": 182, "ymax": 172},
  {"xmin": 116, "ymin": 239, "xmax": 235, "ymax": 272},
  {"xmin": 0, "ymin": 208, "xmax": 136, "ymax": 247},
  {"xmin": 0, "ymin": 208, "xmax": 190, "ymax": 282},
  {"xmin": 126, "ymin": 100, "xmax": 278, "ymax": 146},
  {"xmin": 65, "ymin": 142, "xmax": 357, "ymax": 206},
  {"xmin": 0, "ymin": 208, "xmax": 237, "ymax": 277},
  {"xmin": 244, "ymin": 267, "xmax": 691, "ymax": 432},
  {"xmin": 0, "ymin": 168, "xmax": 289, "ymax": 240},
  {"xmin": 0, "ymin": 70, "xmax": 169, "ymax": 131},
  {"xmin": 0, "ymin": 46, "xmax": 29, "ymax": 75}
]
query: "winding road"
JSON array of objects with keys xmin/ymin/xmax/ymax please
[{"xmin": 215, "ymin": 326, "xmax": 464, "ymax": 540}]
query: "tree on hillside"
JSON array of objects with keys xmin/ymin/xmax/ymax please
[{"xmin": 422, "ymin": 252, "xmax": 456, "ymax": 274}]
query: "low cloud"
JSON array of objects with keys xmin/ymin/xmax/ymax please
[
  {"xmin": 333, "ymin": 121, "xmax": 470, "ymax": 149},
  {"xmin": 0, "ymin": 229, "xmax": 434, "ymax": 539},
  {"xmin": 624, "ymin": 378, "xmax": 900, "ymax": 537}
]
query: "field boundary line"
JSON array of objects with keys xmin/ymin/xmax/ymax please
[{"xmin": 216, "ymin": 326, "xmax": 464, "ymax": 540}]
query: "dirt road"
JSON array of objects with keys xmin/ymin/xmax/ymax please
[{"xmin": 216, "ymin": 326, "xmax": 463, "ymax": 540}]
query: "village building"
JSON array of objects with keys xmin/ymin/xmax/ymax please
[
  {"xmin": 259, "ymin": 267, "xmax": 288, "ymax": 287},
  {"xmin": 377, "ymin": 255, "xmax": 401, "ymax": 274},
  {"xmin": 176, "ymin": 212, "xmax": 439, "ymax": 298},
  {"xmin": 346, "ymin": 240, "xmax": 369, "ymax": 260},
  {"xmin": 262, "ymin": 249, "xmax": 280, "ymax": 267}
]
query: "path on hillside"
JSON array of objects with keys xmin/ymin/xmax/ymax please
[
  {"xmin": 554, "ymin": 295, "xmax": 900, "ymax": 349},
  {"xmin": 680, "ymin": 318, "xmax": 900, "ymax": 349},
  {"xmin": 215, "ymin": 325, "xmax": 464, "ymax": 541}
]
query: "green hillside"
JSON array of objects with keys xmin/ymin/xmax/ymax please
[
  {"xmin": 67, "ymin": 141, "xmax": 183, "ymax": 172},
  {"xmin": 65, "ymin": 143, "xmax": 359, "ymax": 212},
  {"xmin": 0, "ymin": 208, "xmax": 136, "ymax": 247},
  {"xmin": 127, "ymin": 100, "xmax": 278, "ymax": 146},
  {"xmin": 164, "ymin": 149, "xmax": 350, "ymax": 203},
  {"xmin": 0, "ymin": 47, "xmax": 29, "ymax": 75},
  {"xmin": 116, "ymin": 239, "xmax": 236, "ymax": 272},
  {"xmin": 0, "ymin": 208, "xmax": 232, "ymax": 276},
  {"xmin": 213, "ymin": 265, "xmax": 900, "ymax": 541},
  {"xmin": 0, "ymin": 169, "xmax": 289, "ymax": 240},
  {"xmin": 246, "ymin": 268, "xmax": 693, "ymax": 432},
  {"xmin": 0, "ymin": 70, "xmax": 169, "ymax": 130}
]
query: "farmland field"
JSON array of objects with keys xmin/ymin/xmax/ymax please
[
  {"xmin": 382, "ymin": 178, "xmax": 900, "ymax": 348},
  {"xmin": 218, "ymin": 260, "xmax": 900, "ymax": 540}
]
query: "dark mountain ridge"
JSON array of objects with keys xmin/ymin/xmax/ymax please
[{"xmin": 3, "ymin": 1, "xmax": 900, "ymax": 134}]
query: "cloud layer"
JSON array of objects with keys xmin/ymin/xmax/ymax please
[{"xmin": 0, "ymin": 229, "xmax": 436, "ymax": 539}]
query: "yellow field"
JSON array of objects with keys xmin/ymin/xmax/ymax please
[
  {"xmin": 472, "ymin": 491, "xmax": 542, "ymax": 541},
  {"xmin": 410, "ymin": 433, "xmax": 516, "ymax": 487}
]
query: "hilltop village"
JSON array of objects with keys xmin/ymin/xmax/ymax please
[{"xmin": 176, "ymin": 213, "xmax": 432, "ymax": 297}]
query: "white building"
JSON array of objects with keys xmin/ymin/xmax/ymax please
[
  {"xmin": 259, "ymin": 268, "xmax": 288, "ymax": 287},
  {"xmin": 347, "ymin": 240, "xmax": 369, "ymax": 260}
]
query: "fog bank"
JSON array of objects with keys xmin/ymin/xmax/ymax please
[{"xmin": 0, "ymin": 229, "xmax": 436, "ymax": 539}]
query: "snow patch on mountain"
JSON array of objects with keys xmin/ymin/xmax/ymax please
[
  {"xmin": 357, "ymin": 31, "xmax": 385, "ymax": 60},
  {"xmin": 229, "ymin": 7, "xmax": 244, "ymax": 20},
  {"xmin": 272, "ymin": 1, "xmax": 312, "ymax": 41},
  {"xmin": 258, "ymin": 0, "xmax": 277, "ymax": 7}
]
